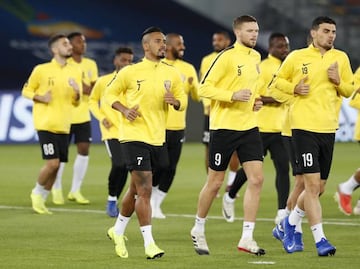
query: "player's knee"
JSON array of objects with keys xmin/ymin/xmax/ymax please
[
  {"xmin": 47, "ymin": 159, "xmax": 60, "ymax": 172},
  {"xmin": 248, "ymin": 174, "xmax": 264, "ymax": 187}
]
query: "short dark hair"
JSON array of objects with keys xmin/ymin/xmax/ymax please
[
  {"xmin": 269, "ymin": 32, "xmax": 287, "ymax": 46},
  {"xmin": 141, "ymin": 26, "xmax": 162, "ymax": 38},
  {"xmin": 233, "ymin": 15, "xmax": 257, "ymax": 29},
  {"xmin": 67, "ymin": 32, "xmax": 83, "ymax": 40},
  {"xmin": 213, "ymin": 30, "xmax": 231, "ymax": 41},
  {"xmin": 311, "ymin": 16, "xmax": 336, "ymax": 30},
  {"xmin": 115, "ymin": 47, "xmax": 133, "ymax": 55},
  {"xmin": 48, "ymin": 34, "xmax": 66, "ymax": 48}
]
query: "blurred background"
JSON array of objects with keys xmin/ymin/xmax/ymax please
[{"xmin": 0, "ymin": 0, "xmax": 359, "ymax": 144}]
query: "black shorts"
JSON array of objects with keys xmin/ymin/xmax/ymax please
[
  {"xmin": 37, "ymin": 131, "xmax": 69, "ymax": 162},
  {"xmin": 282, "ymin": 135, "xmax": 302, "ymax": 176},
  {"xmin": 166, "ymin": 129, "xmax": 185, "ymax": 145},
  {"xmin": 121, "ymin": 141, "xmax": 169, "ymax": 172},
  {"xmin": 292, "ymin": 129, "xmax": 335, "ymax": 179},
  {"xmin": 202, "ymin": 115, "xmax": 210, "ymax": 144},
  {"xmin": 104, "ymin": 139, "xmax": 126, "ymax": 167},
  {"xmin": 209, "ymin": 128, "xmax": 263, "ymax": 171},
  {"xmin": 69, "ymin": 121, "xmax": 92, "ymax": 144}
]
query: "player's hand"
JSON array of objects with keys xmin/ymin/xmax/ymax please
[
  {"xmin": 328, "ymin": 62, "xmax": 340, "ymax": 86},
  {"xmin": 164, "ymin": 90, "xmax": 180, "ymax": 108},
  {"xmin": 69, "ymin": 78, "xmax": 81, "ymax": 97},
  {"xmin": 41, "ymin": 90, "xmax": 52, "ymax": 103},
  {"xmin": 82, "ymin": 81, "xmax": 92, "ymax": 95},
  {"xmin": 294, "ymin": 76, "xmax": 309, "ymax": 95},
  {"xmin": 124, "ymin": 105, "xmax": 141, "ymax": 121},
  {"xmin": 253, "ymin": 97, "xmax": 263, "ymax": 111},
  {"xmin": 231, "ymin": 89, "xmax": 252, "ymax": 101},
  {"xmin": 102, "ymin": 118, "xmax": 112, "ymax": 129},
  {"xmin": 188, "ymin": 76, "xmax": 194, "ymax": 85}
]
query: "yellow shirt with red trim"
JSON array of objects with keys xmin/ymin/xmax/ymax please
[
  {"xmin": 273, "ymin": 44, "xmax": 354, "ymax": 133},
  {"xmin": 22, "ymin": 59, "xmax": 82, "ymax": 133},
  {"xmin": 67, "ymin": 57, "xmax": 98, "ymax": 123},
  {"xmin": 163, "ymin": 58, "xmax": 199, "ymax": 130},
  {"xmin": 199, "ymin": 42, "xmax": 261, "ymax": 131},
  {"xmin": 257, "ymin": 54, "xmax": 286, "ymax": 132},
  {"xmin": 89, "ymin": 71, "xmax": 120, "ymax": 140},
  {"xmin": 105, "ymin": 58, "xmax": 187, "ymax": 146}
]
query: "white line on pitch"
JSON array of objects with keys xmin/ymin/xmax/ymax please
[{"xmin": 1, "ymin": 204, "xmax": 360, "ymax": 226}]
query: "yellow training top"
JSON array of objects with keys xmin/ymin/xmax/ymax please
[
  {"xmin": 257, "ymin": 54, "xmax": 286, "ymax": 133},
  {"xmin": 199, "ymin": 52, "xmax": 218, "ymax": 116},
  {"xmin": 274, "ymin": 44, "xmax": 354, "ymax": 133},
  {"xmin": 67, "ymin": 57, "xmax": 98, "ymax": 124},
  {"xmin": 22, "ymin": 59, "xmax": 82, "ymax": 133},
  {"xmin": 89, "ymin": 71, "xmax": 120, "ymax": 140},
  {"xmin": 199, "ymin": 42, "xmax": 261, "ymax": 131},
  {"xmin": 163, "ymin": 58, "xmax": 200, "ymax": 130},
  {"xmin": 105, "ymin": 58, "xmax": 187, "ymax": 146},
  {"xmin": 349, "ymin": 67, "xmax": 360, "ymax": 141}
]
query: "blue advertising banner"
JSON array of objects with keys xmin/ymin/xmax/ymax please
[{"xmin": 0, "ymin": 91, "xmax": 101, "ymax": 144}]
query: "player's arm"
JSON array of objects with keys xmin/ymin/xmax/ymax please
[
  {"xmin": 199, "ymin": 57, "xmax": 234, "ymax": 102},
  {"xmin": 165, "ymin": 72, "xmax": 187, "ymax": 111},
  {"xmin": 22, "ymin": 67, "xmax": 52, "ymax": 104},
  {"xmin": 268, "ymin": 81, "xmax": 294, "ymax": 105},
  {"xmin": 349, "ymin": 89, "xmax": 360, "ymax": 110},
  {"xmin": 69, "ymin": 68, "xmax": 82, "ymax": 106},
  {"xmin": 187, "ymin": 65, "xmax": 201, "ymax": 102},
  {"xmin": 83, "ymin": 61, "xmax": 99, "ymax": 95},
  {"xmin": 256, "ymin": 70, "xmax": 280, "ymax": 105},
  {"xmin": 105, "ymin": 69, "xmax": 140, "ymax": 122},
  {"xmin": 271, "ymin": 53, "xmax": 308, "ymax": 97},
  {"xmin": 89, "ymin": 78, "xmax": 107, "ymax": 122},
  {"xmin": 330, "ymin": 55, "xmax": 355, "ymax": 98}
]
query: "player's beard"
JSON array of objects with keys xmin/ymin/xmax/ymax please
[
  {"xmin": 61, "ymin": 50, "xmax": 73, "ymax": 59},
  {"xmin": 243, "ymin": 39, "xmax": 256, "ymax": 48},
  {"xmin": 155, "ymin": 47, "xmax": 166, "ymax": 59},
  {"xmin": 174, "ymin": 49, "xmax": 184, "ymax": 60},
  {"xmin": 157, "ymin": 54, "xmax": 165, "ymax": 59}
]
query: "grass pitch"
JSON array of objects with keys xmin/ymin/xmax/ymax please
[{"xmin": 0, "ymin": 142, "xmax": 359, "ymax": 268}]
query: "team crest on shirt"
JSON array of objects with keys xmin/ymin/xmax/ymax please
[
  {"xmin": 164, "ymin": 80, "xmax": 171, "ymax": 91},
  {"xmin": 88, "ymin": 70, "xmax": 93, "ymax": 79},
  {"xmin": 180, "ymin": 73, "xmax": 186, "ymax": 83}
]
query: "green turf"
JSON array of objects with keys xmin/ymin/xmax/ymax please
[{"xmin": 0, "ymin": 142, "xmax": 359, "ymax": 268}]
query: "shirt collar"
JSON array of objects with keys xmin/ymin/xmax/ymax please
[
  {"xmin": 308, "ymin": 43, "xmax": 334, "ymax": 52},
  {"xmin": 51, "ymin": 58, "xmax": 67, "ymax": 67},
  {"xmin": 234, "ymin": 41, "xmax": 254, "ymax": 54},
  {"xmin": 142, "ymin": 57, "xmax": 162, "ymax": 67},
  {"xmin": 268, "ymin": 54, "xmax": 282, "ymax": 64}
]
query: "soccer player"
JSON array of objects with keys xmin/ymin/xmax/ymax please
[
  {"xmin": 22, "ymin": 34, "xmax": 82, "ymax": 214},
  {"xmin": 105, "ymin": 27, "xmax": 187, "ymax": 259},
  {"xmin": 270, "ymin": 35, "xmax": 318, "ymax": 251},
  {"xmin": 190, "ymin": 15, "xmax": 265, "ymax": 256},
  {"xmin": 89, "ymin": 47, "xmax": 134, "ymax": 217},
  {"xmin": 272, "ymin": 16, "xmax": 354, "ymax": 256},
  {"xmin": 199, "ymin": 31, "xmax": 239, "ymax": 193},
  {"xmin": 151, "ymin": 33, "xmax": 200, "ymax": 219},
  {"xmin": 222, "ymin": 33, "xmax": 291, "ymax": 224},
  {"xmin": 52, "ymin": 32, "xmax": 98, "ymax": 205},
  {"xmin": 335, "ymin": 66, "xmax": 360, "ymax": 215}
]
